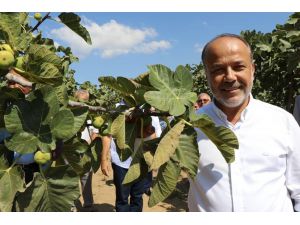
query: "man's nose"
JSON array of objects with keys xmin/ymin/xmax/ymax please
[{"xmin": 224, "ymin": 67, "xmax": 236, "ymax": 81}]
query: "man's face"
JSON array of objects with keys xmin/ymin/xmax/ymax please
[
  {"xmin": 204, "ymin": 37, "xmax": 255, "ymax": 109},
  {"xmin": 196, "ymin": 94, "xmax": 211, "ymax": 108}
]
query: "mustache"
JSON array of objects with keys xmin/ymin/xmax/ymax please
[{"xmin": 221, "ymin": 82, "xmax": 242, "ymax": 90}]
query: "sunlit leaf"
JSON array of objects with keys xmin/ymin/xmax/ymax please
[
  {"xmin": 150, "ymin": 120, "xmax": 185, "ymax": 170},
  {"xmin": 123, "ymin": 144, "xmax": 148, "ymax": 185},
  {"xmin": 28, "ymin": 44, "xmax": 62, "ymax": 66},
  {"xmin": 144, "ymin": 64, "xmax": 197, "ymax": 116},
  {"xmin": 58, "ymin": 13, "xmax": 92, "ymax": 45},
  {"xmin": 111, "ymin": 114, "xmax": 129, "ymax": 151},
  {"xmin": 5, "ymin": 132, "xmax": 38, "ymax": 153},
  {"xmin": 0, "ymin": 13, "xmax": 29, "ymax": 50},
  {"xmin": 148, "ymin": 160, "xmax": 181, "ymax": 207},
  {"xmin": 15, "ymin": 166, "xmax": 80, "ymax": 212},
  {"xmin": 192, "ymin": 114, "xmax": 238, "ymax": 163},
  {"xmin": 0, "ymin": 165, "xmax": 25, "ymax": 211},
  {"xmin": 172, "ymin": 127, "xmax": 199, "ymax": 178}
]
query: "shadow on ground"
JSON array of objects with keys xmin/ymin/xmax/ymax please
[{"xmin": 75, "ymin": 201, "xmax": 115, "ymax": 212}]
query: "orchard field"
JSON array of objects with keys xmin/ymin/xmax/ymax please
[{"xmin": 0, "ymin": 12, "xmax": 299, "ymax": 212}]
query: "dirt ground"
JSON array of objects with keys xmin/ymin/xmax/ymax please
[{"xmin": 75, "ymin": 167, "xmax": 189, "ymax": 212}]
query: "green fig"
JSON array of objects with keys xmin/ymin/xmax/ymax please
[
  {"xmin": 92, "ymin": 116, "xmax": 105, "ymax": 128},
  {"xmin": 34, "ymin": 150, "xmax": 51, "ymax": 164},
  {"xmin": 34, "ymin": 13, "xmax": 42, "ymax": 21},
  {"xmin": 0, "ymin": 50, "xmax": 15, "ymax": 70}
]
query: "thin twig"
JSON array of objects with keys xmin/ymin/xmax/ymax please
[{"xmin": 30, "ymin": 12, "xmax": 51, "ymax": 33}]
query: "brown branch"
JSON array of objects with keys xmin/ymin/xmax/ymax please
[
  {"xmin": 68, "ymin": 100, "xmax": 110, "ymax": 112},
  {"xmin": 30, "ymin": 12, "xmax": 51, "ymax": 33}
]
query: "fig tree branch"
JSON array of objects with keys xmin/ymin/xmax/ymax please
[{"xmin": 30, "ymin": 12, "xmax": 51, "ymax": 33}]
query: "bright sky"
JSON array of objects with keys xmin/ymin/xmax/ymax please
[
  {"xmin": 41, "ymin": 12, "xmax": 291, "ymax": 84},
  {"xmin": 1, "ymin": 0, "xmax": 299, "ymax": 86}
]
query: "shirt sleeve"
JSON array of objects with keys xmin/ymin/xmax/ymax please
[{"xmin": 286, "ymin": 114, "xmax": 300, "ymax": 211}]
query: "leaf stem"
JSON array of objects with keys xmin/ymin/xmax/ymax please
[{"xmin": 181, "ymin": 119, "xmax": 192, "ymax": 127}]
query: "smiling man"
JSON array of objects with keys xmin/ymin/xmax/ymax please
[{"xmin": 188, "ymin": 34, "xmax": 300, "ymax": 212}]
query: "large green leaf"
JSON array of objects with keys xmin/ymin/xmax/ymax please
[
  {"xmin": 192, "ymin": 114, "xmax": 239, "ymax": 163},
  {"xmin": 142, "ymin": 138, "xmax": 161, "ymax": 166},
  {"xmin": 4, "ymin": 86, "xmax": 64, "ymax": 153},
  {"xmin": 99, "ymin": 76, "xmax": 136, "ymax": 96},
  {"xmin": 0, "ymin": 13, "xmax": 29, "ymax": 50},
  {"xmin": 0, "ymin": 165, "xmax": 25, "ymax": 211},
  {"xmin": 133, "ymin": 71, "xmax": 151, "ymax": 87},
  {"xmin": 4, "ymin": 132, "xmax": 38, "ymax": 153},
  {"xmin": 15, "ymin": 166, "xmax": 80, "ymax": 212},
  {"xmin": 150, "ymin": 120, "xmax": 185, "ymax": 170},
  {"xmin": 123, "ymin": 144, "xmax": 148, "ymax": 185},
  {"xmin": 148, "ymin": 160, "xmax": 181, "ymax": 207},
  {"xmin": 111, "ymin": 114, "xmax": 130, "ymax": 151},
  {"xmin": 18, "ymin": 63, "xmax": 63, "ymax": 85},
  {"xmin": 58, "ymin": 12, "xmax": 92, "ymax": 45},
  {"xmin": 89, "ymin": 138, "xmax": 102, "ymax": 173},
  {"xmin": 172, "ymin": 127, "xmax": 199, "ymax": 178},
  {"xmin": 50, "ymin": 109, "xmax": 75, "ymax": 140},
  {"xmin": 28, "ymin": 44, "xmax": 62, "ymax": 66},
  {"xmin": 70, "ymin": 107, "xmax": 89, "ymax": 134},
  {"xmin": 62, "ymin": 138, "xmax": 90, "ymax": 176},
  {"xmin": 53, "ymin": 83, "xmax": 69, "ymax": 106},
  {"xmin": 144, "ymin": 64, "xmax": 197, "ymax": 116},
  {"xmin": 112, "ymin": 116, "xmax": 137, "ymax": 162},
  {"xmin": 0, "ymin": 144, "xmax": 10, "ymax": 172}
]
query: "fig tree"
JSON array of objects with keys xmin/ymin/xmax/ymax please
[
  {"xmin": 34, "ymin": 150, "xmax": 51, "ymax": 164},
  {"xmin": 0, "ymin": 50, "xmax": 15, "ymax": 70}
]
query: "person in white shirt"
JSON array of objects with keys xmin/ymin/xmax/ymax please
[
  {"xmin": 194, "ymin": 92, "xmax": 211, "ymax": 110},
  {"xmin": 100, "ymin": 115, "xmax": 161, "ymax": 212},
  {"xmin": 74, "ymin": 90, "xmax": 99, "ymax": 209},
  {"xmin": 188, "ymin": 33, "xmax": 300, "ymax": 212}
]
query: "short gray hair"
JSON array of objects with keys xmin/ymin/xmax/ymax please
[{"xmin": 201, "ymin": 33, "xmax": 253, "ymax": 66}]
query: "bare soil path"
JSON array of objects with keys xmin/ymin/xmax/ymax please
[{"xmin": 76, "ymin": 167, "xmax": 189, "ymax": 212}]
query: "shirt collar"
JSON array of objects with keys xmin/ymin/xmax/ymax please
[{"xmin": 212, "ymin": 94, "xmax": 254, "ymax": 123}]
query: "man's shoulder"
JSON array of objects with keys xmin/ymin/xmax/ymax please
[
  {"xmin": 253, "ymin": 98, "xmax": 294, "ymax": 120},
  {"xmin": 253, "ymin": 98, "xmax": 287, "ymax": 112}
]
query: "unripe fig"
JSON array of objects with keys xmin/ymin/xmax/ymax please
[
  {"xmin": 92, "ymin": 116, "xmax": 104, "ymax": 128},
  {"xmin": 34, "ymin": 13, "xmax": 42, "ymax": 21},
  {"xmin": 34, "ymin": 150, "xmax": 51, "ymax": 164},
  {"xmin": 0, "ymin": 50, "xmax": 15, "ymax": 70},
  {"xmin": 0, "ymin": 44, "xmax": 14, "ymax": 55}
]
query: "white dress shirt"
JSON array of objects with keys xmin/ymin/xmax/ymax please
[{"xmin": 188, "ymin": 96, "xmax": 300, "ymax": 212}]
